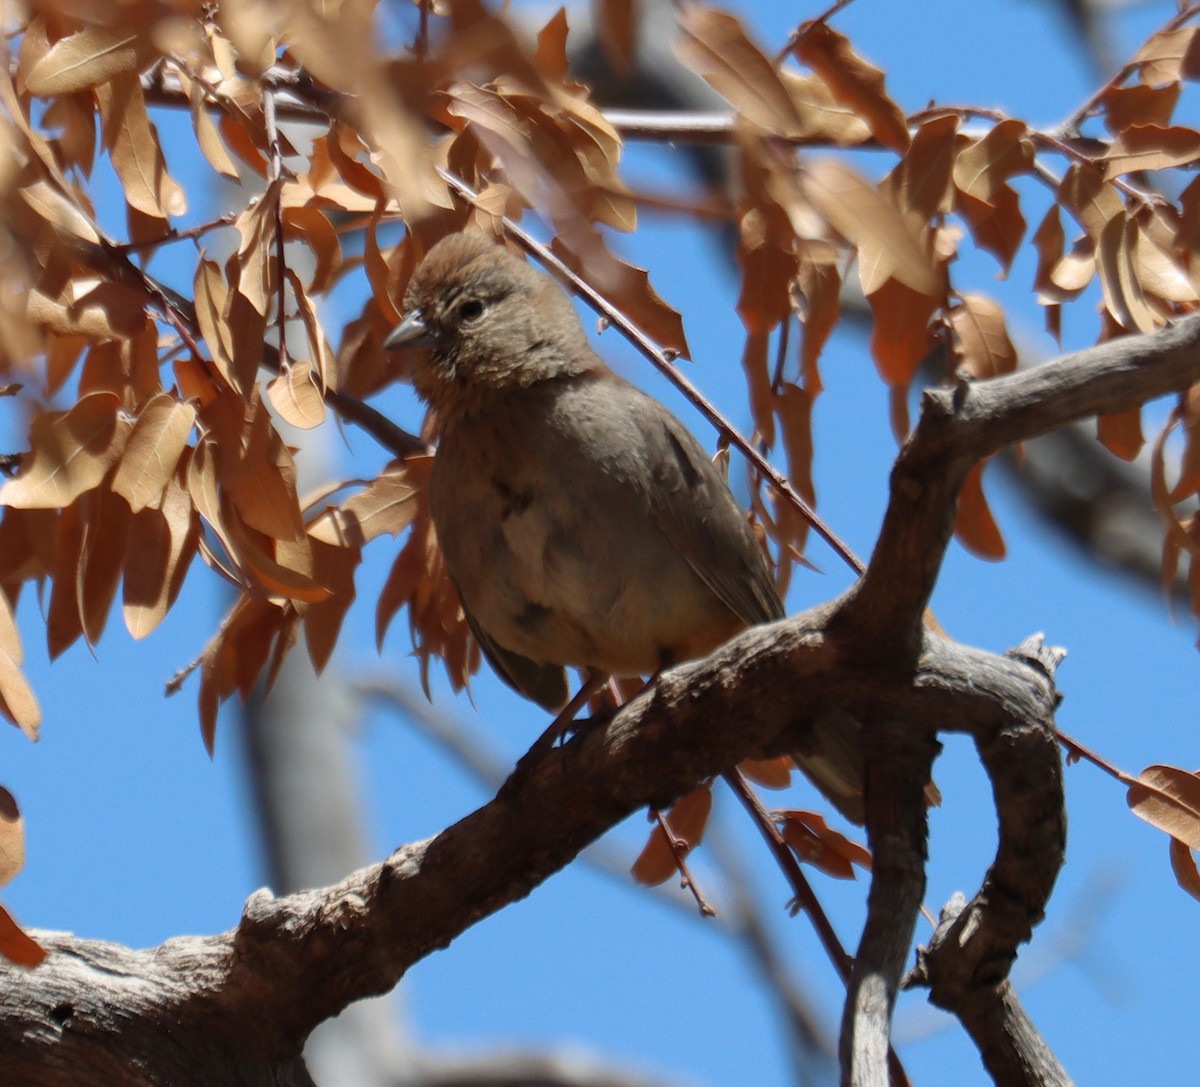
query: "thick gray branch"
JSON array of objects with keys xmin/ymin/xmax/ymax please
[
  {"xmin": 911, "ymin": 897, "xmax": 1075, "ymax": 1087},
  {"xmin": 847, "ymin": 311, "xmax": 1200, "ymax": 649},
  {"xmin": 0, "ymin": 616, "xmax": 1057, "ymax": 1085}
]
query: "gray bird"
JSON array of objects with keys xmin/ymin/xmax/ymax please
[{"xmin": 385, "ymin": 231, "xmax": 863, "ymax": 821}]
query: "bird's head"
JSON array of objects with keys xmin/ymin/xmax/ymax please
[{"xmin": 384, "ymin": 232, "xmax": 595, "ymax": 421}]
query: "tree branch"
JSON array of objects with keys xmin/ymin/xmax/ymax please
[
  {"xmin": 845, "ymin": 312, "xmax": 1200, "ymax": 650},
  {"xmin": 0, "ymin": 609, "xmax": 1057, "ymax": 1084}
]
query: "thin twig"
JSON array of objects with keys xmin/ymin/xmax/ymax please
[
  {"xmin": 652, "ymin": 809, "xmax": 717, "ymax": 917},
  {"xmin": 723, "ymin": 769, "xmax": 851, "ymax": 978},
  {"xmin": 1055, "ymin": 727, "xmax": 1138, "ymax": 787},
  {"xmin": 107, "ymin": 212, "xmax": 240, "ymax": 254},
  {"xmin": 721, "ymin": 769, "xmax": 916, "ymax": 1087},
  {"xmin": 1055, "ymin": 2, "xmax": 1200, "ymax": 136},
  {"xmin": 775, "ymin": 0, "xmax": 860, "ymax": 64}
]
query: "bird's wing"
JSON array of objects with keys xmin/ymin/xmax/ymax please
[
  {"xmin": 462, "ymin": 606, "xmax": 569, "ymax": 712},
  {"xmin": 638, "ymin": 403, "xmax": 785, "ymax": 626},
  {"xmin": 631, "ymin": 392, "xmax": 871, "ymax": 824}
]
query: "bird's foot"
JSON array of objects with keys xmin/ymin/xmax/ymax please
[{"xmin": 499, "ymin": 672, "xmax": 612, "ymax": 804}]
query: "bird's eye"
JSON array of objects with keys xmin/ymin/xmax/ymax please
[{"xmin": 457, "ymin": 299, "xmax": 485, "ymax": 323}]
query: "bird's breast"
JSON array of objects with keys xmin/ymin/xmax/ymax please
[{"xmin": 429, "ymin": 410, "xmax": 742, "ymax": 677}]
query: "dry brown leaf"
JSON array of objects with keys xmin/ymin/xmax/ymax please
[
  {"xmin": 182, "ymin": 72, "xmax": 240, "ymax": 182},
  {"xmin": 0, "ymin": 508, "xmax": 57, "ymax": 590},
  {"xmin": 78, "ymin": 487, "xmax": 132, "ymax": 647},
  {"xmin": 0, "ymin": 903, "xmax": 45, "ymax": 967},
  {"xmin": 24, "ymin": 24, "xmax": 150, "ymax": 95},
  {"xmin": 955, "ymin": 183, "xmax": 1026, "ymax": 273},
  {"xmin": 791, "ymin": 22, "xmax": 908, "ymax": 152},
  {"xmin": 1170, "ymin": 385, "xmax": 1200, "ymax": 501},
  {"xmin": 123, "ymin": 474, "xmax": 200, "ymax": 640},
  {"xmin": 951, "ymin": 122, "xmax": 1031, "ymax": 273},
  {"xmin": 267, "ymin": 361, "xmax": 326, "ymax": 430},
  {"xmin": 1058, "ymin": 163, "xmax": 1122, "ymax": 239},
  {"xmin": 193, "ymin": 259, "xmax": 236, "ymax": 386},
  {"xmin": 778, "ymin": 808, "xmax": 871, "ymax": 880},
  {"xmin": 217, "ymin": 114, "xmax": 268, "ymax": 177},
  {"xmin": 1097, "ymin": 406, "xmax": 1145, "ymax": 462},
  {"xmin": 19, "ymin": 179, "xmax": 101, "ymax": 246},
  {"xmin": 1032, "ymin": 204, "xmax": 1073, "ymax": 304},
  {"xmin": 226, "ymin": 402, "xmax": 307, "ymax": 545},
  {"xmin": 286, "ymin": 266, "xmax": 334, "ymax": 394},
  {"xmin": 1100, "ymin": 83, "xmax": 1180, "ymax": 134},
  {"xmin": 675, "ymin": 7, "xmax": 803, "ymax": 137},
  {"xmin": 737, "ymin": 220, "xmax": 797, "ymax": 336},
  {"xmin": 802, "ymin": 159, "xmax": 939, "ymax": 297},
  {"xmin": 197, "ymin": 595, "xmax": 292, "ymax": 753},
  {"xmin": 325, "ymin": 125, "xmax": 386, "ymax": 203},
  {"xmin": 0, "ymin": 639, "xmax": 40, "ymax": 741},
  {"xmin": 891, "ymin": 114, "xmax": 959, "ymax": 221},
  {"xmin": 111, "ymin": 395, "xmax": 196, "ymax": 513},
  {"xmin": 948, "ymin": 294, "xmax": 1017, "ymax": 379},
  {"xmin": 738, "ymin": 757, "xmax": 793, "ymax": 790},
  {"xmin": 96, "ymin": 73, "xmax": 186, "ymax": 219},
  {"xmin": 775, "ymin": 70, "xmax": 870, "ymax": 145},
  {"xmin": 0, "ymin": 787, "xmax": 23, "ymax": 888},
  {"xmin": 308, "ymin": 457, "xmax": 428, "ymax": 548},
  {"xmin": 25, "ymin": 282, "xmax": 146, "ymax": 343},
  {"xmin": 223, "ymin": 505, "xmax": 328, "ymax": 604},
  {"xmin": 1133, "ymin": 209, "xmax": 1200, "ymax": 304},
  {"xmin": 231, "ymin": 180, "xmax": 281, "ymax": 318},
  {"xmin": 1097, "ymin": 213, "xmax": 1162, "ymax": 333},
  {"xmin": 1049, "ymin": 238, "xmax": 1096, "ymax": 297},
  {"xmin": 953, "ymin": 120, "xmax": 1032, "ymax": 202},
  {"xmin": 47, "ymin": 503, "xmax": 85, "ymax": 659},
  {"xmin": 796, "ymin": 241, "xmax": 840, "ymax": 392},
  {"xmin": 954, "ymin": 461, "xmax": 1006, "ymax": 561},
  {"xmin": 1131, "ymin": 26, "xmax": 1200, "ymax": 85},
  {"xmin": 630, "ymin": 783, "xmax": 714, "ymax": 887},
  {"xmin": 1104, "ymin": 124, "xmax": 1200, "ymax": 179},
  {"xmin": 735, "ymin": 139, "xmax": 801, "ymax": 337},
  {"xmin": 0, "ymin": 393, "xmax": 132, "ymax": 510},
  {"xmin": 1150, "ymin": 412, "xmax": 1200, "ymax": 591},
  {"xmin": 303, "ymin": 538, "xmax": 360, "ymax": 673},
  {"xmin": 551, "ymin": 231, "xmax": 689, "ymax": 358},
  {"xmin": 0, "ymin": 592, "xmax": 21, "ymax": 668},
  {"xmin": 375, "ymin": 507, "xmax": 473, "ymax": 698},
  {"xmin": 44, "ymin": 335, "xmax": 88, "ymax": 399},
  {"xmin": 282, "ymin": 206, "xmax": 343, "ymax": 296},
  {"xmin": 740, "ymin": 330, "xmax": 774, "ymax": 447},
  {"xmin": 186, "ymin": 437, "xmax": 241, "ymax": 573},
  {"xmin": 1169, "ymin": 837, "xmax": 1200, "ymax": 902},
  {"xmin": 596, "ymin": 0, "xmax": 637, "ymax": 79},
  {"xmin": 774, "ymin": 382, "xmax": 815, "ymax": 558},
  {"xmin": 867, "ymin": 277, "xmax": 938, "ymax": 389},
  {"xmin": 1128, "ymin": 765, "xmax": 1200, "ymax": 849},
  {"xmin": 450, "ymin": 81, "xmax": 635, "ymax": 234},
  {"xmin": 42, "ymin": 93, "xmax": 98, "ymax": 175},
  {"xmin": 222, "ymin": 280, "xmax": 269, "ymax": 395},
  {"xmin": 533, "ymin": 7, "xmax": 570, "ymax": 84},
  {"xmin": 1178, "ymin": 176, "xmax": 1200, "ymax": 253}
]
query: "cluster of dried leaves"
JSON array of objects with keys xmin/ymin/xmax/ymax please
[{"xmin": 4, "ymin": 0, "xmax": 1200, "ymax": 939}]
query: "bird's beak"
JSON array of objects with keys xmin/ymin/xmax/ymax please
[{"xmin": 383, "ymin": 309, "xmax": 435, "ymax": 351}]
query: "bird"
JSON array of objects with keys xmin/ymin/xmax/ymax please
[{"xmin": 383, "ymin": 231, "xmax": 864, "ymax": 821}]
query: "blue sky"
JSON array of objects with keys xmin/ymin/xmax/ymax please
[{"xmin": 5, "ymin": 1, "xmax": 1200, "ymax": 1085}]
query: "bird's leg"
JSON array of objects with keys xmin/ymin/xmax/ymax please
[
  {"xmin": 500, "ymin": 670, "xmax": 612, "ymax": 801},
  {"xmin": 527, "ymin": 669, "xmax": 612, "ymax": 759}
]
